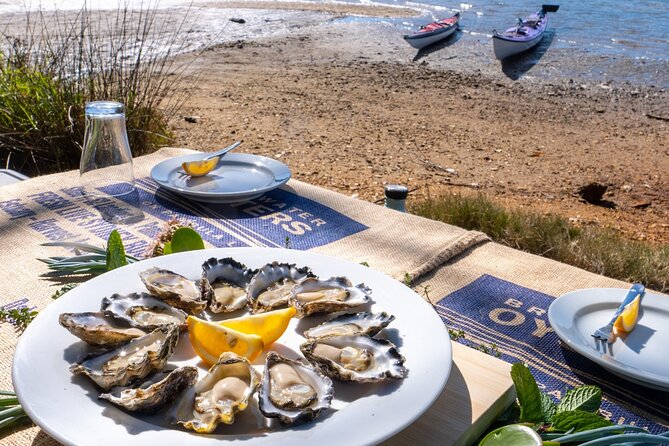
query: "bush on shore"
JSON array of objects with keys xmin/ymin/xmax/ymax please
[{"xmin": 411, "ymin": 193, "xmax": 669, "ymax": 293}]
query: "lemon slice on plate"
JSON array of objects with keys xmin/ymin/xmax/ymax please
[
  {"xmin": 181, "ymin": 156, "xmax": 220, "ymax": 177},
  {"xmin": 220, "ymin": 307, "xmax": 296, "ymax": 347},
  {"xmin": 613, "ymin": 295, "xmax": 641, "ymax": 334},
  {"xmin": 187, "ymin": 315, "xmax": 264, "ymax": 366}
]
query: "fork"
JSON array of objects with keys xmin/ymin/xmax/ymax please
[{"xmin": 591, "ymin": 283, "xmax": 645, "ymax": 344}]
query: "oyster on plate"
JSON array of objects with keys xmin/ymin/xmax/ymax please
[
  {"xmin": 140, "ymin": 267, "xmax": 209, "ymax": 314},
  {"xmin": 300, "ymin": 334, "xmax": 407, "ymax": 383},
  {"xmin": 169, "ymin": 352, "xmax": 261, "ymax": 433},
  {"xmin": 303, "ymin": 312, "xmax": 394, "ymax": 339},
  {"xmin": 247, "ymin": 262, "xmax": 314, "ymax": 313},
  {"xmin": 99, "ymin": 366, "xmax": 198, "ymax": 413},
  {"xmin": 258, "ymin": 351, "xmax": 333, "ymax": 425},
  {"xmin": 69, "ymin": 325, "xmax": 179, "ymax": 391},
  {"xmin": 289, "ymin": 277, "xmax": 372, "ymax": 318},
  {"xmin": 201, "ymin": 257, "xmax": 256, "ymax": 313},
  {"xmin": 59, "ymin": 312, "xmax": 145, "ymax": 348},
  {"xmin": 101, "ymin": 292, "xmax": 187, "ymax": 331}
]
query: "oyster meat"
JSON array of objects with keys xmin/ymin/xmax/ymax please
[
  {"xmin": 289, "ymin": 277, "xmax": 372, "ymax": 318},
  {"xmin": 258, "ymin": 351, "xmax": 333, "ymax": 424},
  {"xmin": 303, "ymin": 312, "xmax": 394, "ymax": 339},
  {"xmin": 101, "ymin": 292, "xmax": 187, "ymax": 331},
  {"xmin": 59, "ymin": 312, "xmax": 145, "ymax": 348},
  {"xmin": 70, "ymin": 325, "xmax": 179, "ymax": 390},
  {"xmin": 300, "ymin": 335, "xmax": 407, "ymax": 383},
  {"xmin": 99, "ymin": 366, "xmax": 198, "ymax": 413},
  {"xmin": 140, "ymin": 267, "xmax": 209, "ymax": 314},
  {"xmin": 169, "ymin": 352, "xmax": 261, "ymax": 433},
  {"xmin": 201, "ymin": 257, "xmax": 256, "ymax": 313},
  {"xmin": 247, "ymin": 262, "xmax": 314, "ymax": 313}
]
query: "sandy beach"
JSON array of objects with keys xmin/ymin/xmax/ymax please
[{"xmin": 167, "ymin": 4, "xmax": 669, "ymax": 244}]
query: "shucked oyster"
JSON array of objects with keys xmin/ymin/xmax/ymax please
[
  {"xmin": 303, "ymin": 312, "xmax": 394, "ymax": 339},
  {"xmin": 101, "ymin": 292, "xmax": 187, "ymax": 331},
  {"xmin": 140, "ymin": 267, "xmax": 209, "ymax": 314},
  {"xmin": 70, "ymin": 325, "xmax": 179, "ymax": 391},
  {"xmin": 258, "ymin": 351, "xmax": 333, "ymax": 425},
  {"xmin": 289, "ymin": 277, "xmax": 372, "ymax": 318},
  {"xmin": 99, "ymin": 366, "xmax": 198, "ymax": 413},
  {"xmin": 201, "ymin": 257, "xmax": 256, "ymax": 313},
  {"xmin": 169, "ymin": 352, "xmax": 261, "ymax": 433},
  {"xmin": 247, "ymin": 262, "xmax": 314, "ymax": 313},
  {"xmin": 59, "ymin": 312, "xmax": 145, "ymax": 348},
  {"xmin": 300, "ymin": 335, "xmax": 407, "ymax": 383}
]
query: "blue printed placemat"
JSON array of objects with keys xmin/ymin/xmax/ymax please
[{"xmin": 436, "ymin": 274, "xmax": 669, "ymax": 432}]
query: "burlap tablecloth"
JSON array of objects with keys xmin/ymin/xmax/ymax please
[{"xmin": 1, "ymin": 148, "xmax": 666, "ymax": 445}]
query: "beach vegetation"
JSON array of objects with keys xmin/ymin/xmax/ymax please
[
  {"xmin": 411, "ymin": 193, "xmax": 669, "ymax": 292},
  {"xmin": 0, "ymin": 3, "xmax": 196, "ymax": 175}
]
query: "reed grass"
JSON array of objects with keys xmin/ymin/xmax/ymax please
[
  {"xmin": 411, "ymin": 193, "xmax": 669, "ymax": 292},
  {"xmin": 0, "ymin": 2, "xmax": 198, "ymax": 175}
]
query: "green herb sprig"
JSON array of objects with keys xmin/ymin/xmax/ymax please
[
  {"xmin": 0, "ymin": 307, "xmax": 38, "ymax": 332},
  {"xmin": 0, "ymin": 391, "xmax": 30, "ymax": 432}
]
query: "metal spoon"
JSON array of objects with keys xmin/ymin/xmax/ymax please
[
  {"xmin": 181, "ymin": 141, "xmax": 243, "ymax": 177},
  {"xmin": 202, "ymin": 140, "xmax": 242, "ymax": 161}
]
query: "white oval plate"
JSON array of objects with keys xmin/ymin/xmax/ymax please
[
  {"xmin": 13, "ymin": 248, "xmax": 451, "ymax": 446},
  {"xmin": 548, "ymin": 288, "xmax": 669, "ymax": 390},
  {"xmin": 150, "ymin": 153, "xmax": 291, "ymax": 204}
]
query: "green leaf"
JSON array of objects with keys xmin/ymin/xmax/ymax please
[
  {"xmin": 557, "ymin": 385, "xmax": 601, "ymax": 414},
  {"xmin": 106, "ymin": 230, "xmax": 128, "ymax": 271},
  {"xmin": 510, "ymin": 363, "xmax": 544, "ymax": 423},
  {"xmin": 541, "ymin": 392, "xmax": 557, "ymax": 423},
  {"xmin": 169, "ymin": 227, "xmax": 205, "ymax": 253},
  {"xmin": 162, "ymin": 242, "xmax": 172, "ymax": 255},
  {"xmin": 478, "ymin": 424, "xmax": 542, "ymax": 446},
  {"xmin": 551, "ymin": 410, "xmax": 613, "ymax": 432}
]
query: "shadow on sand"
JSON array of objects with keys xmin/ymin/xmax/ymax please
[
  {"xmin": 500, "ymin": 30, "xmax": 555, "ymax": 80},
  {"xmin": 412, "ymin": 29, "xmax": 463, "ymax": 62}
]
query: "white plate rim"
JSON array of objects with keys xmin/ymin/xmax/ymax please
[
  {"xmin": 548, "ymin": 288, "xmax": 669, "ymax": 389},
  {"xmin": 13, "ymin": 248, "xmax": 452, "ymax": 446},
  {"xmin": 150, "ymin": 153, "xmax": 292, "ymax": 200}
]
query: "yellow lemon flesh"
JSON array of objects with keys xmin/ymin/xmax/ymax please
[
  {"xmin": 181, "ymin": 156, "xmax": 220, "ymax": 177},
  {"xmin": 220, "ymin": 307, "xmax": 296, "ymax": 347},
  {"xmin": 187, "ymin": 315, "xmax": 264, "ymax": 366},
  {"xmin": 613, "ymin": 295, "xmax": 641, "ymax": 334}
]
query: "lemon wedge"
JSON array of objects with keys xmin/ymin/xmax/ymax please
[
  {"xmin": 613, "ymin": 295, "xmax": 641, "ymax": 334},
  {"xmin": 181, "ymin": 156, "xmax": 220, "ymax": 177},
  {"xmin": 220, "ymin": 307, "xmax": 296, "ymax": 347},
  {"xmin": 187, "ymin": 315, "xmax": 264, "ymax": 366}
]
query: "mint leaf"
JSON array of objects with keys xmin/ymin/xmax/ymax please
[
  {"xmin": 169, "ymin": 227, "xmax": 205, "ymax": 253},
  {"xmin": 551, "ymin": 410, "xmax": 613, "ymax": 432},
  {"xmin": 162, "ymin": 242, "xmax": 172, "ymax": 255},
  {"xmin": 541, "ymin": 392, "xmax": 557, "ymax": 423},
  {"xmin": 106, "ymin": 230, "xmax": 128, "ymax": 271},
  {"xmin": 557, "ymin": 385, "xmax": 601, "ymax": 414},
  {"xmin": 510, "ymin": 363, "xmax": 544, "ymax": 423}
]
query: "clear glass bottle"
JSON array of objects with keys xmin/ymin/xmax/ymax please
[
  {"xmin": 80, "ymin": 101, "xmax": 135, "ymax": 197},
  {"xmin": 384, "ymin": 184, "xmax": 408, "ymax": 212}
]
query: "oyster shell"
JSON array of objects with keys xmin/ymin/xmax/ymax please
[
  {"xmin": 201, "ymin": 257, "xmax": 256, "ymax": 313},
  {"xmin": 59, "ymin": 312, "xmax": 145, "ymax": 348},
  {"xmin": 247, "ymin": 262, "xmax": 314, "ymax": 313},
  {"xmin": 99, "ymin": 366, "xmax": 198, "ymax": 413},
  {"xmin": 258, "ymin": 351, "xmax": 333, "ymax": 424},
  {"xmin": 139, "ymin": 267, "xmax": 208, "ymax": 314},
  {"xmin": 70, "ymin": 325, "xmax": 179, "ymax": 390},
  {"xmin": 289, "ymin": 277, "xmax": 372, "ymax": 318},
  {"xmin": 101, "ymin": 292, "xmax": 187, "ymax": 331},
  {"xmin": 169, "ymin": 352, "xmax": 261, "ymax": 433},
  {"xmin": 300, "ymin": 335, "xmax": 407, "ymax": 383},
  {"xmin": 303, "ymin": 312, "xmax": 394, "ymax": 339}
]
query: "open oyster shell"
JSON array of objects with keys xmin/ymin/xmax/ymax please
[
  {"xmin": 69, "ymin": 325, "xmax": 179, "ymax": 391},
  {"xmin": 99, "ymin": 366, "xmax": 198, "ymax": 413},
  {"xmin": 289, "ymin": 277, "xmax": 372, "ymax": 318},
  {"xmin": 201, "ymin": 257, "xmax": 256, "ymax": 313},
  {"xmin": 139, "ymin": 267, "xmax": 209, "ymax": 314},
  {"xmin": 303, "ymin": 312, "xmax": 394, "ymax": 339},
  {"xmin": 258, "ymin": 351, "xmax": 333, "ymax": 425},
  {"xmin": 247, "ymin": 262, "xmax": 314, "ymax": 313},
  {"xmin": 300, "ymin": 335, "xmax": 407, "ymax": 383},
  {"xmin": 101, "ymin": 292, "xmax": 187, "ymax": 331},
  {"xmin": 59, "ymin": 312, "xmax": 145, "ymax": 348},
  {"xmin": 169, "ymin": 352, "xmax": 261, "ymax": 433}
]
